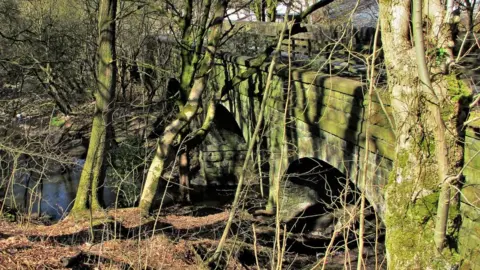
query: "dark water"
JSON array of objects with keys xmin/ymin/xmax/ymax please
[{"xmin": 3, "ymin": 159, "xmax": 116, "ymax": 220}]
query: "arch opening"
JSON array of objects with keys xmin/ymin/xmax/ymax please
[
  {"xmin": 278, "ymin": 158, "xmax": 379, "ymax": 237},
  {"xmin": 196, "ymin": 104, "xmax": 247, "ymax": 187}
]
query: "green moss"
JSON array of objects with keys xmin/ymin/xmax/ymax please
[
  {"xmin": 385, "ymin": 181, "xmax": 437, "ymax": 268},
  {"xmin": 68, "ymin": 208, "xmax": 111, "ymax": 222},
  {"xmin": 386, "ymin": 148, "xmax": 461, "ymax": 268},
  {"xmin": 2, "ymin": 212, "xmax": 16, "ymax": 222},
  {"xmin": 50, "ymin": 116, "xmax": 66, "ymax": 127},
  {"xmin": 411, "ymin": 192, "xmax": 439, "ymax": 223},
  {"xmin": 396, "ymin": 150, "xmax": 409, "ymax": 169},
  {"xmin": 386, "ymin": 190, "xmax": 461, "ymax": 267},
  {"xmin": 384, "ymin": 179, "xmax": 456, "ymax": 268},
  {"xmin": 420, "ymin": 136, "xmax": 436, "ymax": 155},
  {"xmin": 446, "ymin": 74, "xmax": 471, "ymax": 103}
]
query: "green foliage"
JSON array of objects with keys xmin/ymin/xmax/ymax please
[
  {"xmin": 49, "ymin": 116, "xmax": 65, "ymax": 127},
  {"xmin": 2, "ymin": 211, "xmax": 16, "ymax": 222},
  {"xmin": 436, "ymin": 48, "xmax": 448, "ymax": 65}
]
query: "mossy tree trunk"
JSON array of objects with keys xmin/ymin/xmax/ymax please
[
  {"xmin": 71, "ymin": 0, "xmax": 116, "ymax": 213},
  {"xmin": 266, "ymin": 0, "xmax": 277, "ymax": 22},
  {"xmin": 379, "ymin": 0, "xmax": 469, "ymax": 268},
  {"xmin": 138, "ymin": 0, "xmax": 228, "ymax": 212},
  {"xmin": 178, "ymin": 0, "xmax": 213, "ymax": 99},
  {"xmin": 178, "ymin": 0, "xmax": 194, "ymax": 100},
  {"xmin": 252, "ymin": 0, "xmax": 266, "ymax": 21},
  {"xmin": 174, "ymin": 0, "xmax": 213, "ymax": 202}
]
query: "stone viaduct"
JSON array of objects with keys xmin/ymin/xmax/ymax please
[
  {"xmin": 196, "ymin": 49, "xmax": 480, "ymax": 265},
  {"xmin": 203, "ymin": 53, "xmax": 395, "ymax": 217}
]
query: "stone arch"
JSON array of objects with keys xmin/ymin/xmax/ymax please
[
  {"xmin": 211, "ymin": 104, "xmax": 246, "ymax": 143},
  {"xmin": 278, "ymin": 157, "xmax": 376, "ymax": 234},
  {"xmin": 197, "ymin": 104, "xmax": 247, "ymax": 186}
]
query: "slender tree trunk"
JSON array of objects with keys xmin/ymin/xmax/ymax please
[
  {"xmin": 266, "ymin": 0, "xmax": 277, "ymax": 22},
  {"xmin": 412, "ymin": 0, "xmax": 452, "ymax": 251},
  {"xmin": 178, "ymin": 0, "xmax": 212, "ymax": 98},
  {"xmin": 72, "ymin": 0, "xmax": 116, "ymax": 213},
  {"xmin": 253, "ymin": 0, "xmax": 266, "ymax": 21},
  {"xmin": 143, "ymin": 37, "xmax": 157, "ymax": 103},
  {"xmin": 174, "ymin": 0, "xmax": 214, "ymax": 201},
  {"xmin": 120, "ymin": 59, "xmax": 127, "ymax": 101},
  {"xmin": 178, "ymin": 132, "xmax": 190, "ymax": 202},
  {"xmin": 179, "ymin": 0, "xmax": 194, "ymax": 100},
  {"xmin": 138, "ymin": 0, "xmax": 228, "ymax": 212}
]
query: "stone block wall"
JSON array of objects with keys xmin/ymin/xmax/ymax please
[
  {"xmin": 212, "ymin": 54, "xmax": 395, "ymax": 216},
  {"xmin": 199, "ymin": 144, "xmax": 247, "ymax": 185},
  {"xmin": 459, "ymin": 112, "xmax": 480, "ymax": 268},
  {"xmin": 207, "ymin": 50, "xmax": 480, "ymax": 225}
]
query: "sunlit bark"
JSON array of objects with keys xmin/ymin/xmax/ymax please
[
  {"xmin": 379, "ymin": 0, "xmax": 465, "ymax": 267},
  {"xmin": 138, "ymin": 0, "xmax": 228, "ymax": 212},
  {"xmin": 72, "ymin": 0, "xmax": 116, "ymax": 213}
]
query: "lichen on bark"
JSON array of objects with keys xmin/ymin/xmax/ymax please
[{"xmin": 71, "ymin": 0, "xmax": 116, "ymax": 215}]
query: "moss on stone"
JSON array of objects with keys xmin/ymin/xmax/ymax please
[
  {"xmin": 446, "ymin": 74, "xmax": 472, "ymax": 103},
  {"xmin": 466, "ymin": 111, "xmax": 480, "ymax": 128}
]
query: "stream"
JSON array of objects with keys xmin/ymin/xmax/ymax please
[{"xmin": 2, "ymin": 159, "xmax": 116, "ymax": 220}]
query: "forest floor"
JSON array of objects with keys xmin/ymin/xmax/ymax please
[
  {"xmin": 0, "ymin": 83, "xmax": 386, "ymax": 269},
  {"xmin": 0, "ymin": 202, "xmax": 386, "ymax": 270},
  {"xmin": 0, "ymin": 207, "xmax": 233, "ymax": 269}
]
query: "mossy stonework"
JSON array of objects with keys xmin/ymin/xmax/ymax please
[
  {"xmin": 212, "ymin": 55, "xmax": 395, "ymax": 218},
  {"xmin": 460, "ymin": 111, "xmax": 480, "ymax": 268},
  {"xmin": 202, "ymin": 49, "xmax": 480, "ymax": 268}
]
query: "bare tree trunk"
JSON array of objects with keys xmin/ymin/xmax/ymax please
[
  {"xmin": 252, "ymin": 0, "xmax": 266, "ymax": 21},
  {"xmin": 138, "ymin": 0, "xmax": 228, "ymax": 212},
  {"xmin": 72, "ymin": 0, "xmax": 116, "ymax": 213},
  {"xmin": 266, "ymin": 0, "xmax": 277, "ymax": 22},
  {"xmin": 178, "ymin": 134, "xmax": 190, "ymax": 203},
  {"xmin": 379, "ymin": 0, "xmax": 465, "ymax": 267}
]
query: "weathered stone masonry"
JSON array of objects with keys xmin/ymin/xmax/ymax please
[
  {"xmin": 211, "ymin": 54, "xmax": 395, "ymax": 217},
  {"xmin": 460, "ymin": 114, "xmax": 480, "ymax": 267}
]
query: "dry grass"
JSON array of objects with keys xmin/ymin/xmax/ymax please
[{"xmin": 0, "ymin": 207, "xmax": 235, "ymax": 269}]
